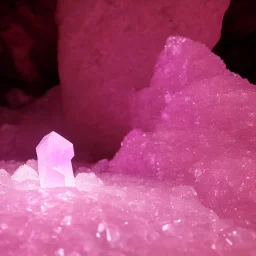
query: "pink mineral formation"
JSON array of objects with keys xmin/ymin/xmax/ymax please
[
  {"xmin": 57, "ymin": 0, "xmax": 230, "ymax": 160},
  {"xmin": 1, "ymin": 34, "xmax": 256, "ymax": 255},
  {"xmin": 109, "ymin": 36, "xmax": 256, "ymax": 231},
  {"xmin": 36, "ymin": 131, "xmax": 75, "ymax": 188}
]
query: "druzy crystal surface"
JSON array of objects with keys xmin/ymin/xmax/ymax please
[{"xmin": 36, "ymin": 131, "xmax": 75, "ymax": 188}]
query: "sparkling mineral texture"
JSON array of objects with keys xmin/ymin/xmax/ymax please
[
  {"xmin": 1, "ymin": 36, "xmax": 256, "ymax": 255},
  {"xmin": 36, "ymin": 131, "xmax": 75, "ymax": 188},
  {"xmin": 57, "ymin": 0, "xmax": 230, "ymax": 159}
]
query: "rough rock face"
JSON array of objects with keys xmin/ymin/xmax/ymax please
[{"xmin": 57, "ymin": 0, "xmax": 230, "ymax": 160}]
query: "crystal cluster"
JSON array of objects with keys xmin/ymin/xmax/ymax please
[
  {"xmin": 109, "ymin": 37, "xmax": 256, "ymax": 229},
  {"xmin": 36, "ymin": 131, "xmax": 75, "ymax": 188}
]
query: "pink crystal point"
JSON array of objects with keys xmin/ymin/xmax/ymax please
[{"xmin": 36, "ymin": 131, "xmax": 75, "ymax": 188}]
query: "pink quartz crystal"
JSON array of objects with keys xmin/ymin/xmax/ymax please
[{"xmin": 36, "ymin": 131, "xmax": 75, "ymax": 188}]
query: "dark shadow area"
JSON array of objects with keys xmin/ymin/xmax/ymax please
[
  {"xmin": 0, "ymin": 0, "xmax": 58, "ymax": 108},
  {"xmin": 213, "ymin": 0, "xmax": 256, "ymax": 85}
]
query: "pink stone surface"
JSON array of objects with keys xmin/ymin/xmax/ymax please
[
  {"xmin": 0, "ymin": 174, "xmax": 256, "ymax": 255},
  {"xmin": 57, "ymin": 0, "xmax": 230, "ymax": 159},
  {"xmin": 1, "ymin": 35, "xmax": 256, "ymax": 254},
  {"xmin": 36, "ymin": 131, "xmax": 75, "ymax": 188}
]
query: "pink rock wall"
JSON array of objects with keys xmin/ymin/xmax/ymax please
[{"xmin": 57, "ymin": 0, "xmax": 230, "ymax": 160}]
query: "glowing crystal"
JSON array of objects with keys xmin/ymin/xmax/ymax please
[{"xmin": 36, "ymin": 131, "xmax": 75, "ymax": 188}]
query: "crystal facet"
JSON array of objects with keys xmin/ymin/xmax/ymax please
[{"xmin": 36, "ymin": 131, "xmax": 75, "ymax": 188}]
